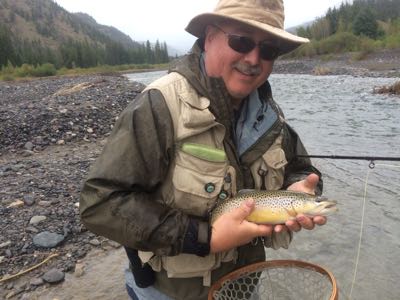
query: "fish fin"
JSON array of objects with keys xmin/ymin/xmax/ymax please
[
  {"xmin": 237, "ymin": 189, "xmax": 256, "ymax": 195},
  {"xmin": 284, "ymin": 207, "xmax": 297, "ymax": 218}
]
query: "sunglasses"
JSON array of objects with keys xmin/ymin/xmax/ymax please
[{"xmin": 214, "ymin": 26, "xmax": 281, "ymax": 61}]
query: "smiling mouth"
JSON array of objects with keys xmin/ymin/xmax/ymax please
[
  {"xmin": 234, "ymin": 63, "xmax": 261, "ymax": 77},
  {"xmin": 237, "ymin": 69, "xmax": 256, "ymax": 76}
]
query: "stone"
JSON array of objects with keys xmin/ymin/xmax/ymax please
[
  {"xmin": 5, "ymin": 249, "xmax": 12, "ymax": 257},
  {"xmin": 25, "ymin": 226, "xmax": 39, "ymax": 233},
  {"xmin": 0, "ymin": 241, "xmax": 12, "ymax": 248},
  {"xmin": 29, "ymin": 215, "xmax": 47, "ymax": 225},
  {"xmin": 33, "ymin": 231, "xmax": 64, "ymax": 248},
  {"xmin": 42, "ymin": 268, "xmax": 65, "ymax": 283},
  {"xmin": 103, "ymin": 240, "xmax": 121, "ymax": 249},
  {"xmin": 5, "ymin": 291, "xmax": 17, "ymax": 299},
  {"xmin": 7, "ymin": 200, "xmax": 24, "ymax": 208},
  {"xmin": 74, "ymin": 263, "xmax": 85, "ymax": 277},
  {"xmin": 21, "ymin": 150, "xmax": 34, "ymax": 157},
  {"xmin": 24, "ymin": 142, "xmax": 34, "ymax": 151},
  {"xmin": 37, "ymin": 200, "xmax": 51, "ymax": 207},
  {"xmin": 30, "ymin": 277, "xmax": 44, "ymax": 286},
  {"xmin": 23, "ymin": 195, "xmax": 35, "ymax": 206},
  {"xmin": 20, "ymin": 294, "xmax": 33, "ymax": 300},
  {"xmin": 89, "ymin": 238, "xmax": 101, "ymax": 246}
]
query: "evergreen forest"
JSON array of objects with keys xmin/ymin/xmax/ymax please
[
  {"xmin": 290, "ymin": 0, "xmax": 400, "ymax": 57},
  {"xmin": 0, "ymin": 0, "xmax": 170, "ymax": 75}
]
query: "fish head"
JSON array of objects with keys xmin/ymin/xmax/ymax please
[{"xmin": 302, "ymin": 197, "xmax": 338, "ymax": 216}]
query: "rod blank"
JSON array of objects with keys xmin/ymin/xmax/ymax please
[{"xmin": 297, "ymin": 155, "xmax": 400, "ymax": 161}]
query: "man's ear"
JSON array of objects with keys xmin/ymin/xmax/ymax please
[{"xmin": 204, "ymin": 25, "xmax": 217, "ymax": 51}]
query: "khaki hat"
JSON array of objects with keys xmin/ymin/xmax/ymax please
[{"xmin": 185, "ymin": 0, "xmax": 309, "ymax": 54}]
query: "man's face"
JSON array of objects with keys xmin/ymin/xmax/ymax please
[{"xmin": 204, "ymin": 22, "xmax": 275, "ymax": 101}]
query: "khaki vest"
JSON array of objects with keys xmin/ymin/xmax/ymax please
[{"xmin": 139, "ymin": 72, "xmax": 287, "ymax": 286}]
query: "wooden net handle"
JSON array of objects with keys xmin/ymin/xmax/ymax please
[{"xmin": 208, "ymin": 259, "xmax": 338, "ymax": 300}]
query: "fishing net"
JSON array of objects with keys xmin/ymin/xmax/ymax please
[{"xmin": 208, "ymin": 260, "xmax": 338, "ymax": 300}]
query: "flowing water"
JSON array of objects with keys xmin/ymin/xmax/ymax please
[
  {"xmin": 36, "ymin": 71, "xmax": 399, "ymax": 299},
  {"xmin": 268, "ymin": 74, "xmax": 400, "ymax": 300}
]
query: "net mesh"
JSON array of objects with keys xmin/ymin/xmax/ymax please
[{"xmin": 210, "ymin": 261, "xmax": 337, "ymax": 300}]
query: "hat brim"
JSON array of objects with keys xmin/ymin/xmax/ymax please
[{"xmin": 186, "ymin": 13, "xmax": 309, "ymax": 54}]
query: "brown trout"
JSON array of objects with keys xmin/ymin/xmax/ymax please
[{"xmin": 211, "ymin": 190, "xmax": 337, "ymax": 224}]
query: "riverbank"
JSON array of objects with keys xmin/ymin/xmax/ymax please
[
  {"xmin": 0, "ymin": 74, "xmax": 145, "ymax": 299},
  {"xmin": 274, "ymin": 48, "xmax": 400, "ymax": 78},
  {"xmin": 0, "ymin": 50, "xmax": 399, "ymax": 299}
]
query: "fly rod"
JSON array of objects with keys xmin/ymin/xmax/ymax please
[
  {"xmin": 296, "ymin": 155, "xmax": 400, "ymax": 168},
  {"xmin": 297, "ymin": 155, "xmax": 400, "ymax": 161}
]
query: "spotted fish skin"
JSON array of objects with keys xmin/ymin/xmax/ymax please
[{"xmin": 211, "ymin": 190, "xmax": 337, "ymax": 225}]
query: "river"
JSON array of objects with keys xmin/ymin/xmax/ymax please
[
  {"xmin": 127, "ymin": 71, "xmax": 400, "ymax": 300},
  {"xmin": 268, "ymin": 74, "xmax": 400, "ymax": 300}
]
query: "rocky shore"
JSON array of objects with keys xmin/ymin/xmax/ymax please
[
  {"xmin": 0, "ymin": 50, "xmax": 399, "ymax": 299},
  {"xmin": 0, "ymin": 74, "xmax": 145, "ymax": 299}
]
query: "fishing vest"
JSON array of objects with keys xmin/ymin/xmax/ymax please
[{"xmin": 138, "ymin": 72, "xmax": 287, "ymax": 286}]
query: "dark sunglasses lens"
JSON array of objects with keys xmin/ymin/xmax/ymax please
[
  {"xmin": 259, "ymin": 43, "xmax": 280, "ymax": 61},
  {"xmin": 228, "ymin": 35, "xmax": 256, "ymax": 54}
]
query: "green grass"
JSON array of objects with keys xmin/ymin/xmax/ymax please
[
  {"xmin": 0, "ymin": 63, "xmax": 169, "ymax": 81},
  {"xmin": 284, "ymin": 31, "xmax": 400, "ymax": 59}
]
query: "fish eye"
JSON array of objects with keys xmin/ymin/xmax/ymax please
[{"xmin": 315, "ymin": 196, "xmax": 328, "ymax": 203}]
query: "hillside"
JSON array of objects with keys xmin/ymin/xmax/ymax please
[
  {"xmin": 73, "ymin": 12, "xmax": 142, "ymax": 49},
  {"xmin": 0, "ymin": 0, "xmax": 138, "ymax": 48},
  {"xmin": 0, "ymin": 0, "xmax": 169, "ymax": 69},
  {"xmin": 288, "ymin": 0, "xmax": 400, "ymax": 58}
]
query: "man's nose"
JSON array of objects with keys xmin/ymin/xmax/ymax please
[{"xmin": 243, "ymin": 46, "xmax": 261, "ymax": 65}]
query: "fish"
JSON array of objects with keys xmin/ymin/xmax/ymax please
[{"xmin": 211, "ymin": 190, "xmax": 337, "ymax": 225}]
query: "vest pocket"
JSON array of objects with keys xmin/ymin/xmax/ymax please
[
  {"xmin": 262, "ymin": 147, "xmax": 287, "ymax": 190},
  {"xmin": 172, "ymin": 150, "xmax": 228, "ymax": 216},
  {"xmin": 143, "ymin": 249, "xmax": 237, "ymax": 286},
  {"xmin": 250, "ymin": 134, "xmax": 287, "ymax": 191}
]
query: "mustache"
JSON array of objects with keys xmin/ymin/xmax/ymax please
[{"xmin": 233, "ymin": 62, "xmax": 262, "ymax": 76}]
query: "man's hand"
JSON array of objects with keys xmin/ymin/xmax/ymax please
[
  {"xmin": 285, "ymin": 173, "xmax": 327, "ymax": 231},
  {"xmin": 210, "ymin": 174, "xmax": 327, "ymax": 253},
  {"xmin": 210, "ymin": 198, "xmax": 272, "ymax": 253}
]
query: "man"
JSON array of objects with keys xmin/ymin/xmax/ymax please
[{"xmin": 80, "ymin": 0, "xmax": 327, "ymax": 299}]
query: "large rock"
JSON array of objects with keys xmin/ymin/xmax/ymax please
[
  {"xmin": 42, "ymin": 268, "xmax": 65, "ymax": 283},
  {"xmin": 33, "ymin": 231, "xmax": 64, "ymax": 248}
]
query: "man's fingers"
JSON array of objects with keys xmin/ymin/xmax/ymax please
[
  {"xmin": 296, "ymin": 215, "xmax": 315, "ymax": 230},
  {"xmin": 304, "ymin": 173, "xmax": 320, "ymax": 191},
  {"xmin": 313, "ymin": 216, "xmax": 327, "ymax": 226},
  {"xmin": 287, "ymin": 173, "xmax": 319, "ymax": 194},
  {"xmin": 232, "ymin": 198, "xmax": 255, "ymax": 220},
  {"xmin": 285, "ymin": 220, "xmax": 301, "ymax": 232}
]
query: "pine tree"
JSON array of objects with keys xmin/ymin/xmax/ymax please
[
  {"xmin": 145, "ymin": 40, "xmax": 154, "ymax": 64},
  {"xmin": 0, "ymin": 25, "xmax": 15, "ymax": 67},
  {"xmin": 353, "ymin": 7, "xmax": 380, "ymax": 39}
]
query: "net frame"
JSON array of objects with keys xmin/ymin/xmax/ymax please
[{"xmin": 208, "ymin": 260, "xmax": 338, "ymax": 300}]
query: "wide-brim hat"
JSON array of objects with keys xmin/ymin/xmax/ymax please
[{"xmin": 185, "ymin": 0, "xmax": 309, "ymax": 55}]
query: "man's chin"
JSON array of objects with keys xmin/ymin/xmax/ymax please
[{"xmin": 227, "ymin": 89, "xmax": 250, "ymax": 101}]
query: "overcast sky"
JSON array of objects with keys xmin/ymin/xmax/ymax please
[{"xmin": 54, "ymin": 0, "xmax": 348, "ymax": 52}]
